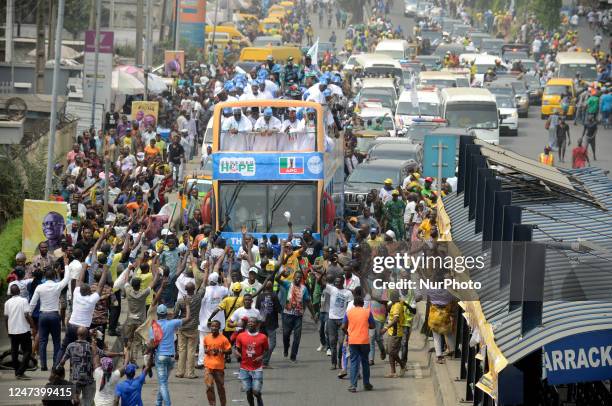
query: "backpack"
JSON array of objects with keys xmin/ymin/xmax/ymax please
[{"xmin": 151, "ymin": 320, "xmax": 164, "ymax": 348}]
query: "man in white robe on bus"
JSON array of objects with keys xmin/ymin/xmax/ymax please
[
  {"xmin": 221, "ymin": 107, "xmax": 253, "ymax": 151},
  {"xmin": 252, "ymin": 107, "xmax": 281, "ymax": 151}
]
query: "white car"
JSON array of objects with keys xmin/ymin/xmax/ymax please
[
  {"xmin": 358, "ymin": 107, "xmax": 398, "ymax": 137},
  {"xmin": 495, "ymin": 94, "xmax": 518, "ymax": 136},
  {"xmin": 395, "ymin": 88, "xmax": 442, "ymax": 128},
  {"xmin": 404, "ymin": 0, "xmax": 417, "ymax": 16}
]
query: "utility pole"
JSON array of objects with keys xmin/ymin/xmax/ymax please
[
  {"xmin": 136, "ymin": 0, "xmax": 144, "ymax": 66},
  {"xmin": 89, "ymin": 0, "xmax": 96, "ymax": 29},
  {"xmin": 48, "ymin": 0, "xmax": 57, "ymax": 60},
  {"xmin": 44, "ymin": 0, "xmax": 65, "ymax": 200},
  {"xmin": 35, "ymin": 0, "xmax": 46, "ymax": 93},
  {"xmin": 110, "ymin": 0, "xmax": 115, "ymax": 30},
  {"xmin": 159, "ymin": 0, "xmax": 168, "ymax": 43},
  {"xmin": 174, "ymin": 0, "xmax": 181, "ymax": 49},
  {"xmin": 90, "ymin": 0, "xmax": 102, "ymax": 129},
  {"xmin": 144, "ymin": 0, "xmax": 152, "ymax": 100},
  {"xmin": 5, "ymin": 0, "xmax": 13, "ymax": 63}
]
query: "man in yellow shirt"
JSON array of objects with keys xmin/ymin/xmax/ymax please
[
  {"xmin": 381, "ymin": 290, "xmax": 406, "ymax": 378},
  {"xmin": 208, "ymin": 283, "xmax": 244, "ymax": 360}
]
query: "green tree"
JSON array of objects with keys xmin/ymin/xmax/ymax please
[
  {"xmin": 531, "ymin": 0, "xmax": 561, "ymax": 31},
  {"xmin": 64, "ymin": 0, "xmax": 92, "ymax": 39}
]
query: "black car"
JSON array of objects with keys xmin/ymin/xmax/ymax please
[{"xmin": 344, "ymin": 159, "xmax": 416, "ymax": 215}]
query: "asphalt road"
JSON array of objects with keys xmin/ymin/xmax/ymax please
[{"xmin": 314, "ymin": 3, "xmax": 612, "ymax": 173}]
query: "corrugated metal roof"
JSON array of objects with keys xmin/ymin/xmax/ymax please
[
  {"xmin": 444, "ymin": 166, "xmax": 612, "ymax": 365},
  {"xmin": 475, "ymin": 139, "xmax": 576, "ymax": 191}
]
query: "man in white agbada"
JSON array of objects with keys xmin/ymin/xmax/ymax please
[
  {"xmin": 259, "ymin": 79, "xmax": 279, "ymax": 99},
  {"xmin": 239, "ymin": 83, "xmax": 262, "ymax": 101},
  {"xmin": 280, "ymin": 108, "xmax": 308, "ymax": 151},
  {"xmin": 221, "ymin": 108, "xmax": 253, "ymax": 151},
  {"xmin": 253, "ymin": 107, "xmax": 281, "ymax": 151},
  {"xmin": 306, "ymin": 78, "xmax": 329, "ymax": 104}
]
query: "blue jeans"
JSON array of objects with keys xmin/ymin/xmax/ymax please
[
  {"xmin": 318, "ymin": 312, "xmax": 329, "ymax": 348},
  {"xmin": 349, "ymin": 344, "xmax": 371, "ymax": 388},
  {"xmin": 370, "ymin": 320, "xmax": 385, "ymax": 361},
  {"xmin": 38, "ymin": 312, "xmax": 61, "ymax": 369},
  {"xmin": 239, "ymin": 368, "xmax": 263, "ymax": 393},
  {"xmin": 156, "ymin": 354, "xmax": 175, "ymax": 406},
  {"xmin": 263, "ymin": 327, "xmax": 277, "ymax": 365},
  {"xmin": 281, "ymin": 313, "xmax": 303, "ymax": 361}
]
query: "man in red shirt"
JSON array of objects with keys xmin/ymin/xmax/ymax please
[{"xmin": 234, "ymin": 317, "xmax": 269, "ymax": 406}]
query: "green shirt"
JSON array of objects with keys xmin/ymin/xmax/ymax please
[{"xmin": 587, "ymin": 96, "xmax": 600, "ymax": 114}]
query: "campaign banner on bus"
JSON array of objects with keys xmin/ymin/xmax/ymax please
[
  {"xmin": 221, "ymin": 232, "xmax": 321, "ymax": 251},
  {"xmin": 213, "ymin": 152, "xmax": 325, "ymax": 181},
  {"xmin": 543, "ymin": 329, "xmax": 612, "ymax": 385}
]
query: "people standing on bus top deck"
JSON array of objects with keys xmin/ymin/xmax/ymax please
[
  {"xmin": 221, "ymin": 108, "xmax": 253, "ymax": 151},
  {"xmin": 253, "ymin": 108, "xmax": 282, "ymax": 151},
  {"xmin": 279, "ymin": 108, "xmax": 307, "ymax": 151}
]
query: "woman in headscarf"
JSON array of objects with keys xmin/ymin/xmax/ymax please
[{"xmin": 93, "ymin": 353, "xmax": 126, "ymax": 406}]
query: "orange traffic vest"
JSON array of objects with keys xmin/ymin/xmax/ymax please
[{"xmin": 539, "ymin": 153, "xmax": 554, "ymax": 166}]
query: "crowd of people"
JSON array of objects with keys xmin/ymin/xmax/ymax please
[{"xmin": 5, "ymin": 0, "xmax": 612, "ymax": 405}]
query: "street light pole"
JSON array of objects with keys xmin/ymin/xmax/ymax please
[
  {"xmin": 44, "ymin": 0, "xmax": 65, "ymax": 200},
  {"xmin": 90, "ymin": 0, "xmax": 102, "ymax": 129}
]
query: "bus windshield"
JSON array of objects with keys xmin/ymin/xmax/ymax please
[
  {"xmin": 558, "ymin": 63, "xmax": 597, "ymax": 81},
  {"xmin": 396, "ymin": 101, "xmax": 440, "ymax": 116},
  {"xmin": 445, "ymin": 103, "xmax": 498, "ymax": 129},
  {"xmin": 420, "ymin": 78, "xmax": 456, "ymax": 88},
  {"xmin": 219, "ymin": 182, "xmax": 317, "ymax": 233}
]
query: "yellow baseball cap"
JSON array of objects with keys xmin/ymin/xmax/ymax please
[
  {"xmin": 231, "ymin": 282, "xmax": 242, "ymax": 293},
  {"xmin": 384, "ymin": 178, "xmax": 393, "ymax": 184}
]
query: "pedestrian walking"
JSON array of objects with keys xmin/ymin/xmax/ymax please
[
  {"xmin": 234, "ymin": 317, "xmax": 269, "ymax": 406},
  {"xmin": 148, "ymin": 290, "xmax": 191, "ymax": 406},
  {"xmin": 572, "ymin": 139, "xmax": 590, "ymax": 168},
  {"xmin": 343, "ymin": 296, "xmax": 374, "ymax": 392},
  {"xmin": 545, "ymin": 110, "xmax": 560, "ymax": 150},
  {"xmin": 203, "ymin": 320, "xmax": 232, "ymax": 406},
  {"xmin": 582, "ymin": 116, "xmax": 598, "ymax": 160},
  {"xmin": 556, "ymin": 117, "xmax": 571, "ymax": 162},
  {"xmin": 381, "ymin": 291, "xmax": 406, "ymax": 378},
  {"xmin": 255, "ymin": 280, "xmax": 282, "ymax": 367},
  {"xmin": 276, "ymin": 265, "xmax": 317, "ymax": 363},
  {"xmin": 29, "ymin": 257, "xmax": 73, "ymax": 370},
  {"xmin": 114, "ymin": 361, "xmax": 153, "ymax": 406},
  {"xmin": 4, "ymin": 284, "xmax": 35, "ymax": 380}
]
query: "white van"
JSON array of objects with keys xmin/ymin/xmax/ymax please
[
  {"xmin": 395, "ymin": 88, "xmax": 441, "ymax": 127},
  {"xmin": 555, "ymin": 52, "xmax": 597, "ymax": 82},
  {"xmin": 440, "ymin": 87, "xmax": 499, "ymax": 144},
  {"xmin": 375, "ymin": 39, "xmax": 416, "ymax": 60}
]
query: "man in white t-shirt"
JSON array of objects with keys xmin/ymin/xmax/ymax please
[
  {"xmin": 227, "ymin": 294, "xmax": 262, "ymax": 332},
  {"xmin": 240, "ymin": 267, "xmax": 263, "ymax": 296},
  {"xmin": 319, "ymin": 275, "xmax": 353, "ymax": 373},
  {"xmin": 238, "ymin": 235, "xmax": 260, "ymax": 280},
  {"xmin": 60, "ymin": 264, "xmax": 107, "ymax": 359},
  {"xmin": 197, "ymin": 273, "xmax": 229, "ymax": 367},
  {"xmin": 4, "ymin": 284, "xmax": 34, "ymax": 379}
]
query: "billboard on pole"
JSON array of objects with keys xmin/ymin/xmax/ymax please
[
  {"xmin": 83, "ymin": 30, "xmax": 114, "ymax": 111},
  {"xmin": 176, "ymin": 0, "xmax": 206, "ymax": 48}
]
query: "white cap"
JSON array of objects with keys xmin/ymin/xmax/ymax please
[
  {"xmin": 385, "ymin": 230, "xmax": 396, "ymax": 240},
  {"xmin": 208, "ymin": 272, "xmax": 219, "ymax": 284}
]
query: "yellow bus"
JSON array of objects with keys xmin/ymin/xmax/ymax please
[{"xmin": 203, "ymin": 99, "xmax": 344, "ymax": 249}]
